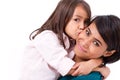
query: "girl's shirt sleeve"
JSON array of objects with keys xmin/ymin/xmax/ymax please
[{"xmin": 33, "ymin": 30, "xmax": 75, "ymax": 76}]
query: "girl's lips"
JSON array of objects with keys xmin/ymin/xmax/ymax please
[{"xmin": 76, "ymin": 29, "xmax": 82, "ymax": 36}]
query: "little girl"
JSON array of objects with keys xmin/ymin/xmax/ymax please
[{"xmin": 20, "ymin": 0, "xmax": 109, "ymax": 80}]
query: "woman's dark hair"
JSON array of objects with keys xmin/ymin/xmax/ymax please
[
  {"xmin": 29, "ymin": 0, "xmax": 91, "ymax": 49},
  {"xmin": 91, "ymin": 15, "xmax": 120, "ymax": 64}
]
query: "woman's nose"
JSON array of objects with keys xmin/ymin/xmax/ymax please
[{"xmin": 82, "ymin": 39, "xmax": 90, "ymax": 49}]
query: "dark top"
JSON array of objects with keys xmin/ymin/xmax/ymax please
[{"xmin": 58, "ymin": 71, "xmax": 102, "ymax": 80}]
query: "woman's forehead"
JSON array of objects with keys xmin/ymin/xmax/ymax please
[{"xmin": 88, "ymin": 23, "xmax": 107, "ymax": 47}]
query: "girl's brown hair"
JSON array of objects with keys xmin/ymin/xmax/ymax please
[{"xmin": 30, "ymin": 0, "xmax": 91, "ymax": 49}]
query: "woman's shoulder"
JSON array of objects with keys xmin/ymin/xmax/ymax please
[{"xmin": 58, "ymin": 71, "xmax": 102, "ymax": 80}]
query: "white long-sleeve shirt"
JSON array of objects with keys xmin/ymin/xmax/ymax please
[{"xmin": 20, "ymin": 30, "xmax": 75, "ymax": 80}]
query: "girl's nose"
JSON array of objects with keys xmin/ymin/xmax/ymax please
[{"xmin": 78, "ymin": 23, "xmax": 85, "ymax": 30}]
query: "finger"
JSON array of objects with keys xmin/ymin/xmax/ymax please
[
  {"xmin": 72, "ymin": 63, "xmax": 80, "ymax": 69},
  {"xmin": 71, "ymin": 68, "xmax": 80, "ymax": 76}
]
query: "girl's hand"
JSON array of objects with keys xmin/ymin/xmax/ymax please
[
  {"xmin": 68, "ymin": 59, "xmax": 102, "ymax": 76},
  {"xmin": 93, "ymin": 66, "xmax": 110, "ymax": 80},
  {"xmin": 71, "ymin": 61, "xmax": 93, "ymax": 76}
]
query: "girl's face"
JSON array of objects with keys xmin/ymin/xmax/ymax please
[
  {"xmin": 74, "ymin": 23, "xmax": 108, "ymax": 61},
  {"xmin": 65, "ymin": 5, "xmax": 89, "ymax": 39}
]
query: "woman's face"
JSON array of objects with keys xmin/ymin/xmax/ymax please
[
  {"xmin": 65, "ymin": 5, "xmax": 89, "ymax": 39},
  {"xmin": 74, "ymin": 22, "xmax": 108, "ymax": 60}
]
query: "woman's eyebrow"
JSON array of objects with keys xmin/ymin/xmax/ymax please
[{"xmin": 87, "ymin": 27, "xmax": 91, "ymax": 34}]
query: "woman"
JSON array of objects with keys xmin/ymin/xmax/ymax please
[{"xmin": 59, "ymin": 15, "xmax": 120, "ymax": 80}]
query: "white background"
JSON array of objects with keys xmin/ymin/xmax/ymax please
[{"xmin": 0, "ymin": 0, "xmax": 120, "ymax": 80}]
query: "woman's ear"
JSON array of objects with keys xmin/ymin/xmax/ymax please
[{"xmin": 103, "ymin": 50, "xmax": 116, "ymax": 57}]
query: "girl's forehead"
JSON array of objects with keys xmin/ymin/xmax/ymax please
[{"xmin": 73, "ymin": 5, "xmax": 88, "ymax": 19}]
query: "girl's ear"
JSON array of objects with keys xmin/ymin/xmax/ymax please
[{"xmin": 103, "ymin": 50, "xmax": 116, "ymax": 57}]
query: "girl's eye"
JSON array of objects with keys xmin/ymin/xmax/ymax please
[
  {"xmin": 93, "ymin": 41, "xmax": 100, "ymax": 47},
  {"xmin": 74, "ymin": 18, "xmax": 80, "ymax": 22},
  {"xmin": 84, "ymin": 20, "xmax": 90, "ymax": 27}
]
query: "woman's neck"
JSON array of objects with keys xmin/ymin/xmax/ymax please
[
  {"xmin": 73, "ymin": 55, "xmax": 83, "ymax": 62},
  {"xmin": 73, "ymin": 55, "xmax": 89, "ymax": 62}
]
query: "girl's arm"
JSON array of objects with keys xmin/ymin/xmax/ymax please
[
  {"xmin": 34, "ymin": 31, "xmax": 75, "ymax": 76},
  {"xmin": 93, "ymin": 66, "xmax": 110, "ymax": 80},
  {"xmin": 68, "ymin": 58, "xmax": 102, "ymax": 76},
  {"xmin": 68, "ymin": 58, "xmax": 110, "ymax": 79}
]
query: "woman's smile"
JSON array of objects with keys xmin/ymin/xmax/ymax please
[{"xmin": 77, "ymin": 43, "xmax": 87, "ymax": 53}]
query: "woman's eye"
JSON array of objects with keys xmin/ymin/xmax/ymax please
[
  {"xmin": 86, "ymin": 29, "xmax": 90, "ymax": 36},
  {"xmin": 93, "ymin": 41, "xmax": 100, "ymax": 47}
]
